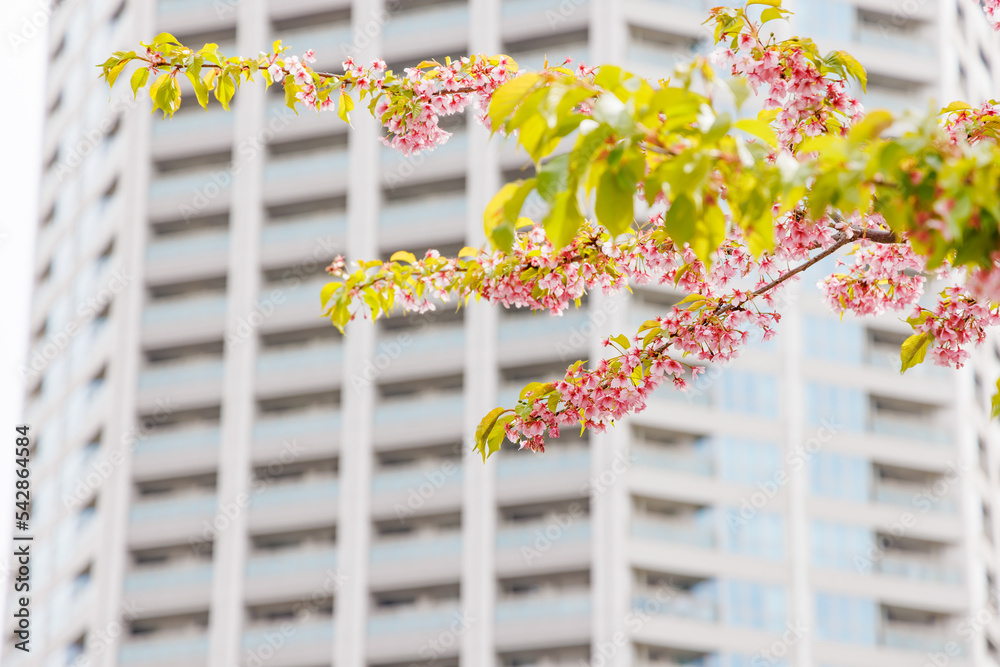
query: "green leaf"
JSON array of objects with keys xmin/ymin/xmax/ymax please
[
  {"xmin": 610, "ymin": 334, "xmax": 631, "ymax": 349},
  {"xmin": 595, "ymin": 168, "xmax": 634, "ymax": 236},
  {"xmin": 390, "ymin": 251, "xmax": 417, "ymax": 264},
  {"xmin": 130, "ymin": 67, "xmax": 149, "ymax": 99},
  {"xmin": 663, "ymin": 194, "xmax": 696, "ymax": 246},
  {"xmin": 992, "ymin": 378, "xmax": 1000, "ymax": 419},
  {"xmin": 488, "ymin": 73, "xmax": 541, "ymax": 131},
  {"xmin": 152, "ymin": 32, "xmax": 180, "ymax": 46},
  {"xmin": 475, "ymin": 407, "xmax": 510, "ymax": 462},
  {"xmin": 760, "ymin": 6, "xmax": 786, "ymax": 22},
  {"xmin": 543, "ymin": 190, "xmax": 584, "ymax": 250},
  {"xmin": 848, "ymin": 109, "xmax": 893, "ymax": 146},
  {"xmin": 198, "ymin": 43, "xmax": 222, "ymax": 66},
  {"xmin": 338, "ymin": 91, "xmax": 354, "ymax": 123},
  {"xmin": 186, "ymin": 69, "xmax": 209, "ymax": 109},
  {"xmin": 735, "ymin": 118, "xmax": 777, "ymax": 148},
  {"xmin": 835, "ymin": 50, "xmax": 866, "ymax": 92},
  {"xmin": 537, "ymin": 154, "xmax": 570, "ymax": 204},
  {"xmin": 106, "ymin": 57, "xmax": 131, "ymax": 89},
  {"xmin": 940, "ymin": 101, "xmax": 973, "ymax": 114},
  {"xmin": 900, "ymin": 332, "xmax": 932, "ymax": 373},
  {"xmin": 320, "ymin": 282, "xmax": 341, "ymax": 307},
  {"xmin": 484, "ymin": 181, "xmax": 530, "ymax": 251},
  {"xmin": 215, "ymin": 72, "xmax": 235, "ymax": 111}
]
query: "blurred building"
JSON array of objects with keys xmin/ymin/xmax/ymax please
[{"xmin": 8, "ymin": 0, "xmax": 1000, "ymax": 666}]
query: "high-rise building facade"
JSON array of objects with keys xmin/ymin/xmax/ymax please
[{"xmin": 7, "ymin": 0, "xmax": 1000, "ymax": 667}]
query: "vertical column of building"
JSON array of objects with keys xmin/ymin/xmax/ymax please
[
  {"xmin": 93, "ymin": 4, "xmax": 155, "ymax": 666},
  {"xmin": 957, "ymin": 361, "xmax": 990, "ymax": 665},
  {"xmin": 588, "ymin": 3, "xmax": 632, "ymax": 664},
  {"xmin": 939, "ymin": 0, "xmax": 960, "ymax": 101},
  {"xmin": 207, "ymin": 1, "xmax": 267, "ymax": 664},
  {"xmin": 334, "ymin": 1, "xmax": 382, "ymax": 664},
  {"xmin": 780, "ymin": 285, "xmax": 813, "ymax": 667},
  {"xmin": 462, "ymin": 1, "xmax": 501, "ymax": 664}
]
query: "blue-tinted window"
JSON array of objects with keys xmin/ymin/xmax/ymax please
[
  {"xmin": 815, "ymin": 592, "xmax": 878, "ymax": 645},
  {"xmin": 811, "ymin": 520, "xmax": 873, "ymax": 571},
  {"xmin": 718, "ymin": 371, "xmax": 779, "ymax": 418},
  {"xmin": 809, "ymin": 451, "xmax": 870, "ymax": 501},
  {"xmin": 716, "ymin": 437, "xmax": 782, "ymax": 486},
  {"xmin": 721, "ymin": 580, "xmax": 788, "ymax": 634},
  {"xmin": 723, "ymin": 510, "xmax": 785, "ymax": 561},
  {"xmin": 803, "ymin": 314, "xmax": 864, "ymax": 363},
  {"xmin": 805, "ymin": 382, "xmax": 866, "ymax": 430},
  {"xmin": 795, "ymin": 0, "xmax": 855, "ymax": 41}
]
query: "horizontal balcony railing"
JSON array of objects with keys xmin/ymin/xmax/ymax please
[
  {"xmin": 631, "ymin": 444, "xmax": 714, "ymax": 476},
  {"xmin": 129, "ymin": 493, "xmax": 217, "ymax": 523},
  {"xmin": 855, "ymin": 25, "xmax": 934, "ymax": 57},
  {"xmin": 373, "ymin": 393, "xmax": 464, "ymax": 425},
  {"xmin": 869, "ymin": 415, "xmax": 950, "ymax": 445},
  {"xmin": 496, "ymin": 519, "xmax": 591, "ymax": 551},
  {"xmin": 632, "ymin": 591, "xmax": 718, "ymax": 622},
  {"xmin": 371, "ymin": 463, "xmax": 463, "ymax": 495},
  {"xmin": 274, "ymin": 24, "xmax": 352, "ymax": 56},
  {"xmin": 142, "ymin": 294, "xmax": 227, "ymax": 327},
  {"xmin": 497, "ymin": 308, "xmax": 590, "ymax": 342},
  {"xmin": 149, "ymin": 167, "xmax": 230, "ymax": 202},
  {"xmin": 873, "ymin": 483, "xmax": 956, "ymax": 513},
  {"xmin": 876, "ymin": 555, "xmax": 962, "ymax": 584},
  {"xmin": 370, "ymin": 533, "xmax": 461, "ymax": 564},
  {"xmin": 631, "ymin": 516, "xmax": 716, "ymax": 549},
  {"xmin": 146, "ymin": 229, "xmax": 230, "ymax": 262},
  {"xmin": 382, "ymin": 3, "xmax": 469, "ymax": 40},
  {"xmin": 882, "ymin": 623, "xmax": 957, "ymax": 654},
  {"xmin": 367, "ymin": 602, "xmax": 463, "ymax": 636},
  {"xmin": 249, "ymin": 478, "xmax": 339, "ymax": 509},
  {"xmin": 241, "ymin": 618, "xmax": 334, "ymax": 651},
  {"xmin": 502, "ymin": 0, "xmax": 590, "ymax": 18},
  {"xmin": 261, "ymin": 212, "xmax": 346, "ymax": 247},
  {"xmin": 151, "ymin": 108, "xmax": 233, "ymax": 139},
  {"xmin": 253, "ymin": 409, "xmax": 340, "ymax": 443},
  {"xmin": 379, "ymin": 194, "xmax": 465, "ymax": 232},
  {"xmin": 374, "ymin": 324, "xmax": 465, "ymax": 361},
  {"xmin": 119, "ymin": 633, "xmax": 208, "ymax": 665},
  {"xmin": 124, "ymin": 563, "xmax": 212, "ymax": 592},
  {"xmin": 135, "ymin": 425, "xmax": 221, "ymax": 458},
  {"xmin": 245, "ymin": 546, "xmax": 338, "ymax": 579},
  {"xmin": 256, "ymin": 342, "xmax": 343, "ymax": 377},
  {"xmin": 138, "ymin": 358, "xmax": 224, "ymax": 391},
  {"xmin": 495, "ymin": 592, "xmax": 591, "ymax": 624},
  {"xmin": 495, "ymin": 446, "xmax": 590, "ymax": 479},
  {"xmin": 264, "ymin": 149, "xmax": 349, "ymax": 185}
]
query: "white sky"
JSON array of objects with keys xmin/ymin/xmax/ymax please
[{"xmin": 0, "ymin": 0, "xmax": 46, "ymax": 647}]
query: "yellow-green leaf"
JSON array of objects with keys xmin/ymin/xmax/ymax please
[
  {"xmin": 130, "ymin": 67, "xmax": 149, "ymax": 99},
  {"xmin": 900, "ymin": 332, "xmax": 932, "ymax": 373},
  {"xmin": 475, "ymin": 407, "xmax": 509, "ymax": 462},
  {"xmin": 735, "ymin": 118, "xmax": 777, "ymax": 148},
  {"xmin": 488, "ymin": 73, "xmax": 541, "ymax": 131},
  {"xmin": 390, "ymin": 251, "xmax": 417, "ymax": 264},
  {"xmin": 215, "ymin": 72, "xmax": 235, "ymax": 110},
  {"xmin": 338, "ymin": 91, "xmax": 354, "ymax": 123}
]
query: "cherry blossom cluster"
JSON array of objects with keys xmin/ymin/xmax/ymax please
[
  {"xmin": 941, "ymin": 100, "xmax": 1000, "ymax": 144},
  {"xmin": 257, "ymin": 48, "xmax": 520, "ymax": 155},
  {"xmin": 503, "ymin": 272, "xmax": 784, "ymax": 451},
  {"xmin": 820, "ymin": 240, "xmax": 927, "ymax": 317},
  {"xmin": 977, "ymin": 0, "xmax": 1000, "ymax": 29},
  {"xmin": 324, "ymin": 223, "xmax": 685, "ymax": 325},
  {"xmin": 967, "ymin": 256, "xmax": 1000, "ymax": 304},
  {"xmin": 910, "ymin": 288, "xmax": 1000, "ymax": 368},
  {"xmin": 711, "ymin": 16, "xmax": 863, "ymax": 148}
]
